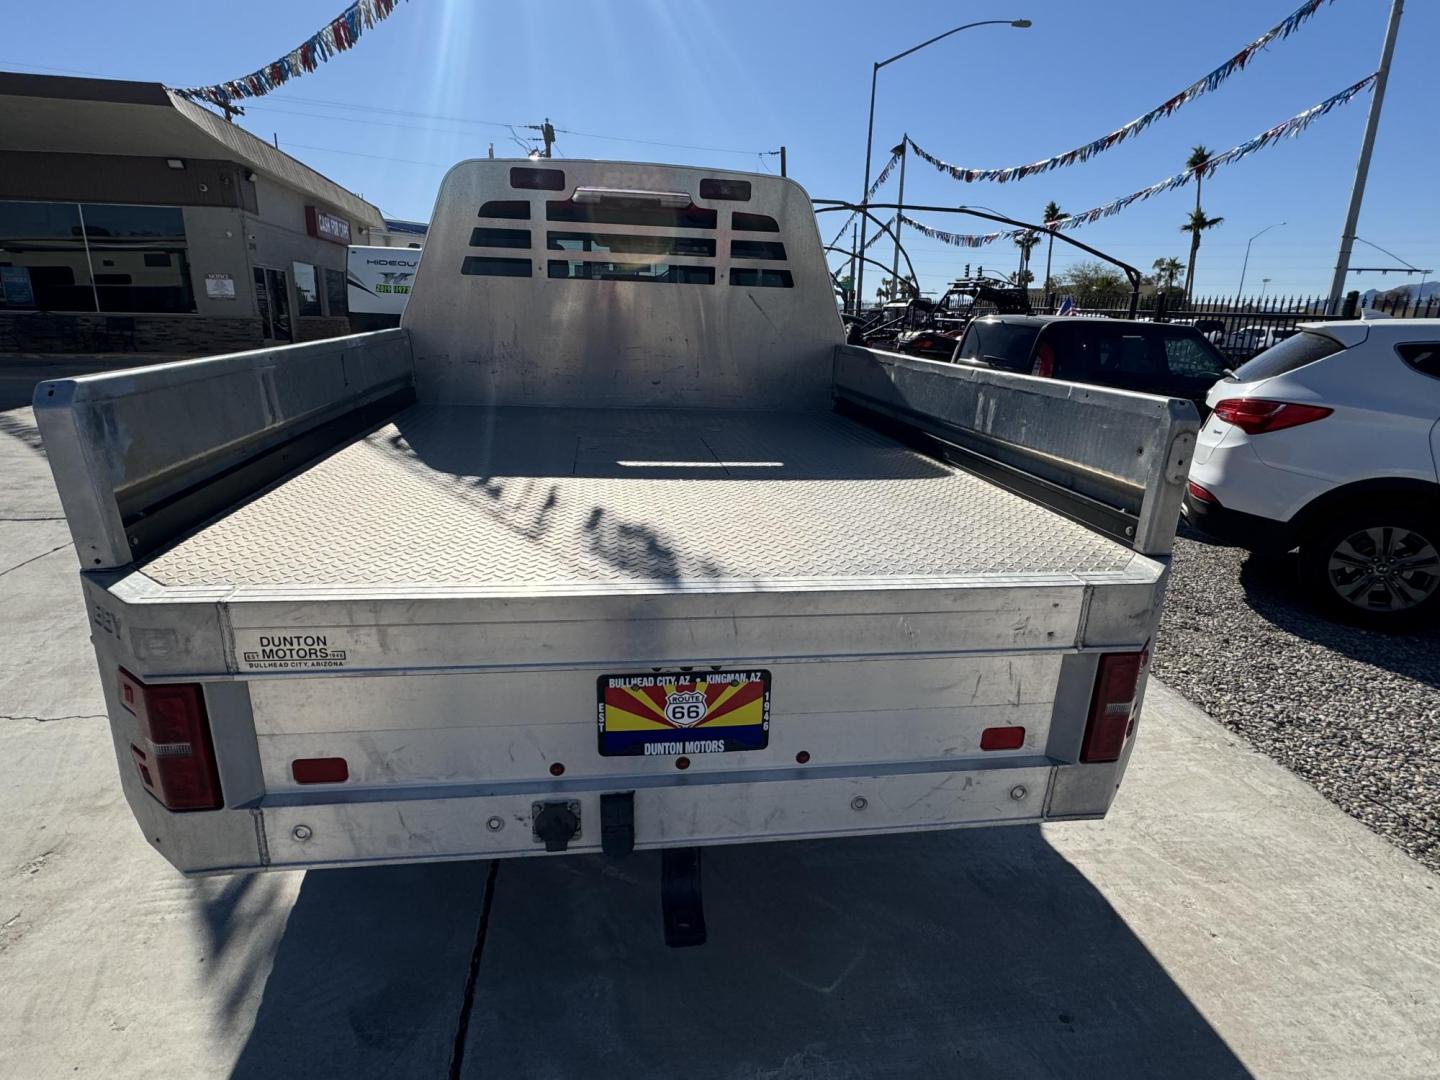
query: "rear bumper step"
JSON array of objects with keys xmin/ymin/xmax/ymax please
[{"xmin": 149, "ymin": 761, "xmax": 1069, "ymax": 874}]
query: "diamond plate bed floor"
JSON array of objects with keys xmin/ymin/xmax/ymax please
[{"xmin": 138, "ymin": 405, "xmax": 1139, "ymax": 589}]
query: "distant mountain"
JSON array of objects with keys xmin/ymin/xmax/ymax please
[{"xmin": 1361, "ymin": 281, "xmax": 1440, "ymax": 304}]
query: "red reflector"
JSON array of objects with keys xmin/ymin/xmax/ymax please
[
  {"xmin": 1212, "ymin": 398, "xmax": 1333, "ymax": 435},
  {"xmin": 980, "ymin": 726, "xmax": 1026, "ymax": 751},
  {"xmin": 291, "ymin": 757, "xmax": 350, "ymax": 784},
  {"xmin": 117, "ymin": 669, "xmax": 222, "ymax": 811},
  {"xmin": 1186, "ymin": 480, "xmax": 1217, "ymax": 505},
  {"xmin": 1081, "ymin": 653, "xmax": 1144, "ymax": 763}
]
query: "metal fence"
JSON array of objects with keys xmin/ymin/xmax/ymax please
[{"xmin": 1023, "ymin": 289, "xmax": 1439, "ymax": 361}]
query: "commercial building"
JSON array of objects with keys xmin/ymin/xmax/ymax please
[{"xmin": 0, "ymin": 71, "xmax": 403, "ymax": 355}]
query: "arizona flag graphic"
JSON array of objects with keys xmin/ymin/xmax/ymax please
[{"xmin": 598, "ymin": 671, "xmax": 771, "ymax": 756}]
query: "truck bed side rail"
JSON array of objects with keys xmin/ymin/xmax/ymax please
[
  {"xmin": 34, "ymin": 329, "xmax": 415, "ymax": 570},
  {"xmin": 833, "ymin": 346, "xmax": 1198, "ymax": 556}
]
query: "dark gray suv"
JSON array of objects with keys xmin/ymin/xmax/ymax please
[{"xmin": 952, "ymin": 315, "xmax": 1229, "ymax": 412}]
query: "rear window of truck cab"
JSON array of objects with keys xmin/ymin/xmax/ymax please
[{"xmin": 954, "ymin": 319, "xmax": 1040, "ymax": 371}]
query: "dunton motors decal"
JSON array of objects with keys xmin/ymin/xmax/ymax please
[{"xmin": 234, "ymin": 630, "xmax": 349, "ymax": 671}]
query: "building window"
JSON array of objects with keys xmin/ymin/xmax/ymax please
[
  {"xmin": 0, "ymin": 200, "xmax": 196, "ymax": 314},
  {"xmin": 0, "ymin": 201, "xmax": 94, "ymax": 311},
  {"xmin": 323, "ymin": 267, "xmax": 348, "ymax": 316},
  {"xmin": 82, "ymin": 204, "xmax": 193, "ymax": 314},
  {"xmin": 292, "ymin": 262, "xmax": 323, "ymax": 317}
]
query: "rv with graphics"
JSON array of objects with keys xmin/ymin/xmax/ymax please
[{"xmin": 347, "ymin": 244, "xmax": 422, "ymax": 330}]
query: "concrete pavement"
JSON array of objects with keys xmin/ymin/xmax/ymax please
[{"xmin": 1, "ymin": 399, "xmax": 1438, "ymax": 1079}]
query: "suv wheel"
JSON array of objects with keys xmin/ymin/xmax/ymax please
[{"xmin": 1299, "ymin": 507, "xmax": 1440, "ymax": 627}]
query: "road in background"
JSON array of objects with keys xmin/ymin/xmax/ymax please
[{"xmin": 2, "ymin": 399, "xmax": 1438, "ymax": 1079}]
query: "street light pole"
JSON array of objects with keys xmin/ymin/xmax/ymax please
[
  {"xmin": 855, "ymin": 18, "xmax": 1030, "ymax": 315},
  {"xmin": 1326, "ymin": 0, "xmax": 1404, "ymax": 314},
  {"xmin": 1236, "ymin": 222, "xmax": 1285, "ymax": 308}
]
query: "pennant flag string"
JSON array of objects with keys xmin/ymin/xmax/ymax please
[
  {"xmin": 862, "ymin": 218, "xmax": 894, "ymax": 251},
  {"xmin": 907, "ymin": 0, "xmax": 1339, "ymax": 184},
  {"xmin": 1051, "ymin": 73, "xmax": 1376, "ymax": 230},
  {"xmin": 827, "ymin": 216, "xmax": 857, "ymax": 248},
  {"xmin": 172, "ymin": 0, "xmax": 410, "ymax": 108},
  {"xmin": 825, "ymin": 151, "xmax": 903, "ymax": 247},
  {"xmin": 897, "ymin": 213, "xmax": 1010, "ymax": 249},
  {"xmin": 898, "ymin": 74, "xmax": 1377, "ymax": 249},
  {"xmin": 867, "ymin": 151, "xmax": 901, "ymax": 199}
]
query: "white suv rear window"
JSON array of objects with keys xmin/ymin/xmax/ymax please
[{"xmin": 1232, "ymin": 331, "xmax": 1344, "ymax": 381}]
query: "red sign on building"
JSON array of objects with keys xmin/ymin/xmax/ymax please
[{"xmin": 305, "ymin": 206, "xmax": 352, "ymax": 245}]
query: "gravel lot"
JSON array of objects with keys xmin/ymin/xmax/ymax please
[{"xmin": 1155, "ymin": 528, "xmax": 1440, "ymax": 873}]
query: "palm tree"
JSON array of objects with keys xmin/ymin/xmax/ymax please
[
  {"xmin": 1014, "ymin": 231, "xmax": 1040, "ymax": 288},
  {"xmin": 1152, "ymin": 256, "xmax": 1184, "ymax": 292},
  {"xmin": 1041, "ymin": 201, "xmax": 1064, "ymax": 293},
  {"xmin": 1180, "ymin": 210, "xmax": 1224, "ymax": 300},
  {"xmin": 1182, "ymin": 145, "xmax": 1212, "ymax": 295}
]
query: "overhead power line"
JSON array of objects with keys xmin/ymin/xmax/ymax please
[{"xmin": 250, "ymin": 96, "xmax": 774, "ymax": 157}]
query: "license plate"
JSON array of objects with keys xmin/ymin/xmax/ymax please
[{"xmin": 596, "ymin": 670, "xmax": 771, "ymax": 757}]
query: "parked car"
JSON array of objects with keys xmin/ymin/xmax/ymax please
[
  {"xmin": 1185, "ymin": 320, "xmax": 1440, "ymax": 625},
  {"xmin": 950, "ymin": 315, "xmax": 1230, "ymax": 412}
]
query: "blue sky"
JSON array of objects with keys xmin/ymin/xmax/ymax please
[{"xmin": 4, "ymin": 0, "xmax": 1435, "ymax": 299}]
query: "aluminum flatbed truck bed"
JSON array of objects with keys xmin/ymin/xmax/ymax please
[
  {"xmin": 37, "ymin": 161, "xmax": 1196, "ymax": 929},
  {"xmin": 140, "ymin": 405, "xmax": 1139, "ymax": 589}
]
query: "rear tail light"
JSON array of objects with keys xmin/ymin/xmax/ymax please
[
  {"xmin": 1032, "ymin": 341, "xmax": 1056, "ymax": 378},
  {"xmin": 1186, "ymin": 480, "xmax": 1217, "ymax": 504},
  {"xmin": 1212, "ymin": 398, "xmax": 1333, "ymax": 435},
  {"xmin": 1080, "ymin": 652, "xmax": 1145, "ymax": 763},
  {"xmin": 118, "ymin": 668, "xmax": 222, "ymax": 811}
]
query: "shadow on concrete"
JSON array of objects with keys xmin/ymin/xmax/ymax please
[
  {"xmin": 0, "ymin": 409, "xmax": 46, "ymax": 454},
  {"xmin": 228, "ymin": 860, "xmax": 491, "ymax": 1080},
  {"xmin": 1238, "ymin": 551, "xmax": 1440, "ymax": 689},
  {"xmin": 458, "ymin": 828, "xmax": 1251, "ymax": 1080}
]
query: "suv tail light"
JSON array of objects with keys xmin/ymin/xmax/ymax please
[
  {"xmin": 1212, "ymin": 398, "xmax": 1333, "ymax": 434},
  {"xmin": 1186, "ymin": 480, "xmax": 1217, "ymax": 505},
  {"xmin": 1032, "ymin": 341, "xmax": 1056, "ymax": 378},
  {"xmin": 1080, "ymin": 652, "xmax": 1145, "ymax": 763},
  {"xmin": 118, "ymin": 668, "xmax": 222, "ymax": 811}
]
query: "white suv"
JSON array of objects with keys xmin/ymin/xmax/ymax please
[{"xmin": 1184, "ymin": 320, "xmax": 1440, "ymax": 625}]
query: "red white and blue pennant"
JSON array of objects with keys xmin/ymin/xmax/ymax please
[
  {"xmin": 907, "ymin": 0, "xmax": 1339, "ymax": 184},
  {"xmin": 900, "ymin": 74, "xmax": 1377, "ymax": 247},
  {"xmin": 173, "ymin": 0, "xmax": 409, "ymax": 108}
]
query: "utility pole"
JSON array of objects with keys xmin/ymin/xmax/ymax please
[
  {"xmin": 540, "ymin": 118, "xmax": 556, "ymax": 158},
  {"xmin": 1326, "ymin": 0, "xmax": 1404, "ymax": 314},
  {"xmin": 890, "ymin": 139, "xmax": 907, "ymax": 294},
  {"xmin": 779, "ymin": 146, "xmax": 787, "ymax": 177},
  {"xmin": 849, "ymin": 223, "xmax": 859, "ymax": 314}
]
